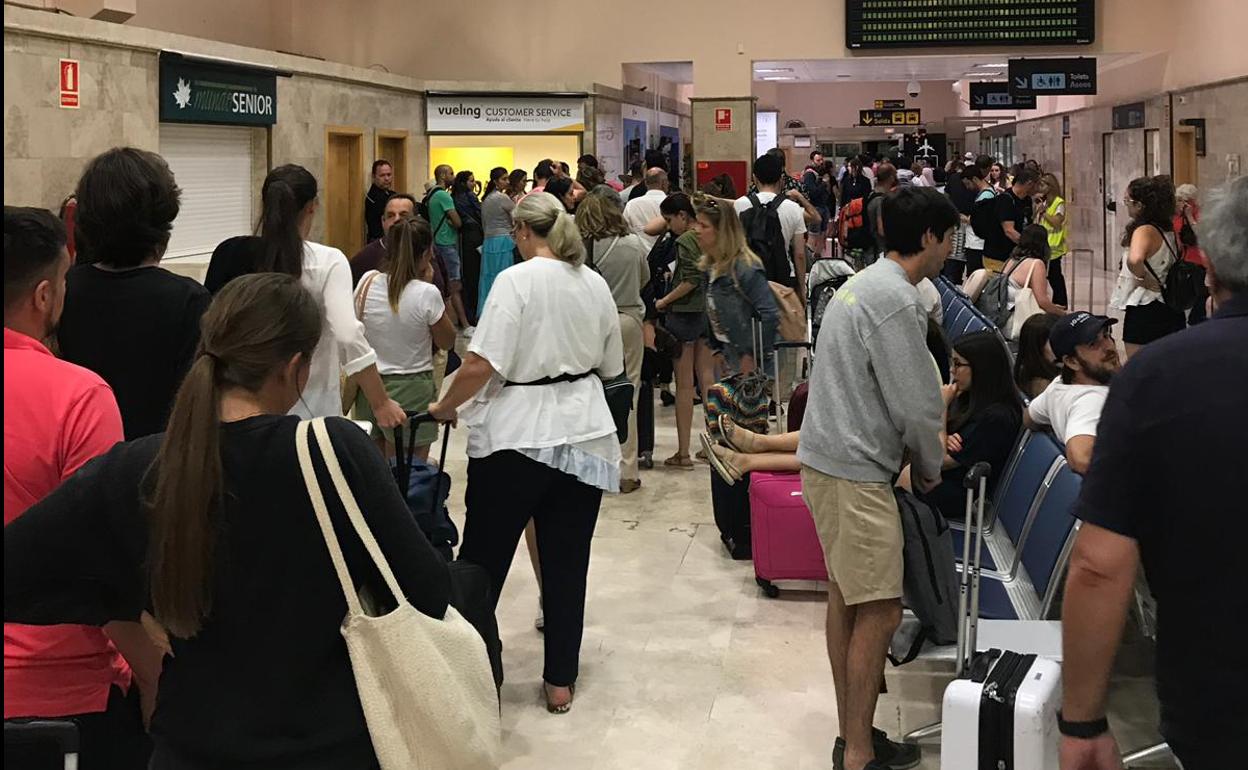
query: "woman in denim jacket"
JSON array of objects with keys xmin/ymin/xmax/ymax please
[{"xmin": 693, "ymin": 195, "xmax": 780, "ymax": 375}]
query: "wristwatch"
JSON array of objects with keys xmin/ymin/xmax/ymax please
[{"xmin": 1057, "ymin": 711, "xmax": 1110, "ymax": 739}]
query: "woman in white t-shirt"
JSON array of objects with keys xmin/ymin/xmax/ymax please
[
  {"xmin": 1109, "ymin": 176, "xmax": 1186, "ymax": 360},
  {"xmin": 354, "ymin": 215, "xmax": 456, "ymax": 458},
  {"xmin": 428, "ymin": 192, "xmax": 623, "ymax": 715},
  {"xmin": 205, "ymin": 164, "xmax": 406, "ymax": 429}
]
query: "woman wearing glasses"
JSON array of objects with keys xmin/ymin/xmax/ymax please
[
  {"xmin": 1109, "ymin": 176, "xmax": 1185, "ymax": 360},
  {"xmin": 904, "ymin": 330, "xmax": 1022, "ymax": 519},
  {"xmin": 693, "ymin": 195, "xmax": 780, "ymax": 377}
]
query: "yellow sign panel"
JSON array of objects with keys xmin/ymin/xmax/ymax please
[
  {"xmin": 891, "ymin": 112, "xmax": 906, "ymax": 125},
  {"xmin": 905, "ymin": 111, "xmax": 920, "ymax": 125}
]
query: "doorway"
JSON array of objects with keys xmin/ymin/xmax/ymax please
[
  {"xmin": 325, "ymin": 126, "xmax": 364, "ymax": 257},
  {"xmin": 1173, "ymin": 127, "xmax": 1198, "ymax": 187},
  {"xmin": 1101, "ymin": 133, "xmax": 1114, "ymax": 272},
  {"xmin": 376, "ymin": 130, "xmax": 410, "ymax": 194}
]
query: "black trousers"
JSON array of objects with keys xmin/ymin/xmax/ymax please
[
  {"xmin": 4, "ymin": 685, "xmax": 150, "ymax": 770},
  {"xmin": 1048, "ymin": 256, "xmax": 1068, "ymax": 307},
  {"xmin": 941, "ymin": 258, "xmax": 966, "ymax": 285},
  {"xmin": 459, "ymin": 451, "xmax": 602, "ymax": 687},
  {"xmin": 964, "ymin": 248, "xmax": 984, "ymax": 275}
]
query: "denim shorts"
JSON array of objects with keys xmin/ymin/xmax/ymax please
[{"xmin": 435, "ymin": 243, "xmax": 462, "ymax": 282}]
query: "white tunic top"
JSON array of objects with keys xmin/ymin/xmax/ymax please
[
  {"xmin": 460, "ymin": 257, "xmax": 624, "ymax": 492},
  {"xmin": 290, "ymin": 241, "xmax": 377, "ymax": 420}
]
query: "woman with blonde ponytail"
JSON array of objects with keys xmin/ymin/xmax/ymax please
[
  {"xmin": 428, "ymin": 191, "xmax": 623, "ymax": 714},
  {"xmin": 4, "ymin": 273, "xmax": 452, "ymax": 769},
  {"xmin": 354, "ymin": 214, "xmax": 456, "ymax": 458}
]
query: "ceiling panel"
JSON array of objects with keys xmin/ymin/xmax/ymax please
[{"xmin": 753, "ymin": 54, "xmax": 1131, "ymax": 83}]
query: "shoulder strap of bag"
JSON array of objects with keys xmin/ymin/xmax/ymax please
[
  {"xmin": 355, "ymin": 271, "xmax": 379, "ymax": 320},
  {"xmin": 748, "ymin": 191, "xmax": 763, "ymax": 212},
  {"xmin": 295, "ymin": 419, "xmax": 407, "ymax": 617},
  {"xmin": 1142, "ymin": 224, "xmax": 1180, "ymax": 286},
  {"xmin": 1021, "ymin": 259, "xmax": 1038, "ymax": 287}
]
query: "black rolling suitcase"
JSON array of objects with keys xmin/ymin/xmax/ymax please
[
  {"xmin": 398, "ymin": 413, "xmax": 504, "ymax": 689},
  {"xmin": 711, "ymin": 468, "xmax": 752, "ymax": 560}
]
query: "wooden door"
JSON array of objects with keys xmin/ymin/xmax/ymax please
[
  {"xmin": 1173, "ymin": 127, "xmax": 1197, "ymax": 187},
  {"xmin": 325, "ymin": 127, "xmax": 364, "ymax": 257},
  {"xmin": 376, "ymin": 130, "xmax": 409, "ymax": 194}
]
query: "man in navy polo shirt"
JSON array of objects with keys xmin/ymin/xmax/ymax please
[{"xmin": 1059, "ymin": 177, "xmax": 1248, "ymax": 770}]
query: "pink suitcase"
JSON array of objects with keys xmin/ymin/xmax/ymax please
[{"xmin": 748, "ymin": 471, "xmax": 828, "ymax": 597}]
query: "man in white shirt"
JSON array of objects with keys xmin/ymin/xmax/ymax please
[
  {"xmin": 623, "ymin": 168, "xmax": 669, "ymax": 249},
  {"xmin": 734, "ymin": 153, "xmax": 808, "ymax": 296},
  {"xmin": 1024, "ymin": 312, "xmax": 1122, "ymax": 474}
]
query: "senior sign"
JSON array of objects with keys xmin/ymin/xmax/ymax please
[{"xmin": 426, "ymin": 94, "xmax": 585, "ymax": 133}]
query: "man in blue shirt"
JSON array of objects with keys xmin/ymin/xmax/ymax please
[{"xmin": 1059, "ymin": 176, "xmax": 1248, "ymax": 770}]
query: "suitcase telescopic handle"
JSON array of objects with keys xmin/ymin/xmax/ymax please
[{"xmin": 955, "ymin": 462, "xmax": 992, "ymax": 676}]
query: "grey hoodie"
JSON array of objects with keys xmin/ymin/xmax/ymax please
[{"xmin": 797, "ymin": 258, "xmax": 945, "ymax": 484}]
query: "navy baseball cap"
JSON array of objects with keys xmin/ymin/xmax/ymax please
[{"xmin": 1050, "ymin": 312, "xmax": 1117, "ymax": 360}]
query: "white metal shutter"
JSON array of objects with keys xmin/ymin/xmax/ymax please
[{"xmin": 159, "ymin": 124, "xmax": 254, "ymax": 261}]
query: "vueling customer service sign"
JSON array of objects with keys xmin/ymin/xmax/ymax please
[
  {"xmin": 426, "ymin": 94, "xmax": 584, "ymax": 133},
  {"xmin": 159, "ymin": 54, "xmax": 277, "ymax": 127}
]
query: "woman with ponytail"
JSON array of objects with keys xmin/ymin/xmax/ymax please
[
  {"xmin": 354, "ymin": 215, "xmax": 456, "ymax": 458},
  {"xmin": 205, "ymin": 164, "xmax": 406, "ymax": 428},
  {"xmin": 427, "ymin": 192, "xmax": 623, "ymax": 715},
  {"xmin": 5, "ymin": 273, "xmax": 452, "ymax": 769}
]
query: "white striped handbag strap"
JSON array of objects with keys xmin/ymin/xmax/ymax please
[{"xmin": 296, "ymin": 418, "xmax": 408, "ymax": 617}]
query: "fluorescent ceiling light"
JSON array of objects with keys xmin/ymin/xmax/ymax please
[
  {"xmin": 754, "ymin": 67, "xmax": 793, "ymax": 73},
  {"xmin": 762, "ymin": 76, "xmax": 797, "ymax": 81},
  {"xmin": 964, "ymin": 72, "xmax": 1004, "ymax": 78},
  {"xmin": 975, "ymin": 63, "xmax": 1008, "ymax": 68}
]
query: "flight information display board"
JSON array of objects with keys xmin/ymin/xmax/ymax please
[{"xmin": 846, "ymin": 0, "xmax": 1095, "ymax": 49}]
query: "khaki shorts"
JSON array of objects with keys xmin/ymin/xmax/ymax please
[{"xmin": 801, "ymin": 466, "xmax": 903, "ymax": 606}]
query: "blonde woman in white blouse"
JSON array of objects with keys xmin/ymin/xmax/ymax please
[{"xmin": 429, "ymin": 192, "xmax": 623, "ymax": 715}]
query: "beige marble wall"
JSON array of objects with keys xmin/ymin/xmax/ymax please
[
  {"xmin": 3, "ymin": 30, "xmax": 158, "ymax": 210},
  {"xmin": 1172, "ymin": 79, "xmax": 1248, "ymax": 193},
  {"xmin": 270, "ymin": 76, "xmax": 424, "ymax": 244}
]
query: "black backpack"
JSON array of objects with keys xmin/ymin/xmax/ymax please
[
  {"xmin": 642, "ymin": 232, "xmax": 677, "ymax": 317},
  {"xmin": 969, "ymin": 189, "xmax": 998, "ymax": 244},
  {"xmin": 803, "ymin": 168, "xmax": 830, "ymax": 208},
  {"xmin": 1146, "ymin": 224, "xmax": 1206, "ymax": 312},
  {"xmin": 739, "ymin": 193, "xmax": 792, "ymax": 285}
]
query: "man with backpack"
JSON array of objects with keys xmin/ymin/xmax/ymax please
[
  {"xmin": 735, "ymin": 153, "xmax": 808, "ymax": 298},
  {"xmin": 838, "ymin": 163, "xmax": 894, "ymax": 270}
]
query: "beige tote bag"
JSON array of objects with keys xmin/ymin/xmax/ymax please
[
  {"xmin": 1007, "ymin": 260, "xmax": 1044, "ymax": 341},
  {"xmin": 295, "ymin": 418, "xmax": 500, "ymax": 770}
]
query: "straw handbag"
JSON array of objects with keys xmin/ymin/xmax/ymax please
[{"xmin": 295, "ymin": 418, "xmax": 500, "ymax": 770}]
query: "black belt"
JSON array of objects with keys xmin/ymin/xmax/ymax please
[{"xmin": 503, "ymin": 371, "xmax": 593, "ymax": 387}]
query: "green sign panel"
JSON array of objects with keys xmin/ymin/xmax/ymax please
[{"xmin": 159, "ymin": 54, "xmax": 277, "ymax": 126}]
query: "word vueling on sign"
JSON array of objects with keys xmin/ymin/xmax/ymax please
[{"xmin": 426, "ymin": 94, "xmax": 585, "ymax": 133}]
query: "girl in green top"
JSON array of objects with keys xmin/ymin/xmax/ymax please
[
  {"xmin": 1036, "ymin": 172, "xmax": 1069, "ymax": 307},
  {"xmin": 653, "ymin": 193, "xmax": 717, "ymax": 469}
]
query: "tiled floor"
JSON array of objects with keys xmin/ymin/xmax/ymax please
[{"xmin": 434, "ymin": 383, "xmax": 1175, "ymax": 769}]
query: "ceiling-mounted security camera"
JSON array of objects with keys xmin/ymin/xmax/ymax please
[{"xmin": 907, "ymin": 80, "xmax": 921, "ymax": 98}]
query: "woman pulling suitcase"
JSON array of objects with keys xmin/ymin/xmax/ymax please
[{"xmin": 428, "ymin": 191, "xmax": 625, "ymax": 714}]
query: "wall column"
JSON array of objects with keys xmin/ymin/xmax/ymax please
[{"xmin": 691, "ymin": 97, "xmax": 756, "ymax": 195}]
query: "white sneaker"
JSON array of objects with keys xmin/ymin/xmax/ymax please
[{"xmin": 535, "ymin": 596, "xmax": 544, "ymax": 632}]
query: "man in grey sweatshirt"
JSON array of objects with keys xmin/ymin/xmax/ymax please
[{"xmin": 797, "ymin": 187, "xmax": 957, "ymax": 770}]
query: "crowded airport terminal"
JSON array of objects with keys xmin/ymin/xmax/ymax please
[{"xmin": 3, "ymin": 1, "xmax": 1246, "ymax": 768}]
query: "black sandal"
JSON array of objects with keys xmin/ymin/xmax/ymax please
[{"xmin": 544, "ymin": 682, "xmax": 576, "ymax": 714}]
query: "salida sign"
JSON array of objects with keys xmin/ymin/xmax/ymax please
[
  {"xmin": 426, "ymin": 94, "xmax": 585, "ymax": 133},
  {"xmin": 159, "ymin": 54, "xmax": 277, "ymax": 126}
]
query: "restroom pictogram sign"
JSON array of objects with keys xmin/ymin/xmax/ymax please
[
  {"xmin": 59, "ymin": 59, "xmax": 80, "ymax": 109},
  {"xmin": 715, "ymin": 108, "xmax": 732, "ymax": 131}
]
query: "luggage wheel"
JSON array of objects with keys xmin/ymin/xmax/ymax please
[{"xmin": 756, "ymin": 577, "xmax": 781, "ymax": 599}]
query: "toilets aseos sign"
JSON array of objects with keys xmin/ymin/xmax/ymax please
[
  {"xmin": 426, "ymin": 93, "xmax": 585, "ymax": 133},
  {"xmin": 159, "ymin": 53, "xmax": 278, "ymax": 127}
]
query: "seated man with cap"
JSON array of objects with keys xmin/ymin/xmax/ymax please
[{"xmin": 1023, "ymin": 311, "xmax": 1123, "ymax": 474}]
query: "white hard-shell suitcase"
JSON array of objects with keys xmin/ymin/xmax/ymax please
[{"xmin": 939, "ymin": 463, "xmax": 1062, "ymax": 770}]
